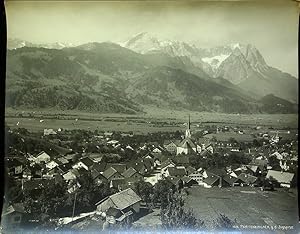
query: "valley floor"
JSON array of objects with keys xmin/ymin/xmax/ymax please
[{"xmin": 5, "ymin": 108, "xmax": 298, "ymax": 134}]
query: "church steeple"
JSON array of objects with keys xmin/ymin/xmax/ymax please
[{"xmin": 185, "ymin": 115, "xmax": 191, "ymax": 138}]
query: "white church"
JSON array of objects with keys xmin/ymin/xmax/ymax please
[{"xmin": 176, "ymin": 115, "xmax": 202, "ymax": 155}]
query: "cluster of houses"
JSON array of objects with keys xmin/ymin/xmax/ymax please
[{"xmin": 2, "ymin": 117, "xmax": 298, "ymax": 229}]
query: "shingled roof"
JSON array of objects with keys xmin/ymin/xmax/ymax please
[
  {"xmin": 80, "ymin": 157, "xmax": 94, "ymax": 168},
  {"xmin": 237, "ymin": 173, "xmax": 257, "ymax": 184},
  {"xmin": 203, "ymin": 173, "xmax": 220, "ymax": 186},
  {"xmin": 167, "ymin": 167, "xmax": 187, "ymax": 177},
  {"xmin": 161, "ymin": 158, "xmax": 176, "ymax": 169},
  {"xmin": 223, "ymin": 174, "xmax": 238, "ymax": 185},
  {"xmin": 105, "ymin": 163, "xmax": 127, "ymax": 173},
  {"xmin": 266, "ymin": 170, "xmax": 294, "ymax": 184},
  {"xmin": 122, "ymin": 167, "xmax": 139, "ymax": 178},
  {"xmin": 95, "ymin": 188, "xmax": 142, "ymax": 211},
  {"xmin": 2, "ymin": 203, "xmax": 25, "ymax": 216}
]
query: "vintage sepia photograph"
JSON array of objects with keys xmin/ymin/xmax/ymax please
[{"xmin": 1, "ymin": 0, "xmax": 299, "ymax": 232}]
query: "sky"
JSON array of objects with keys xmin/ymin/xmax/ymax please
[{"xmin": 5, "ymin": 0, "xmax": 299, "ymax": 77}]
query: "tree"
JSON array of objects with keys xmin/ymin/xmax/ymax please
[
  {"xmin": 153, "ymin": 180, "xmax": 174, "ymax": 208},
  {"xmin": 261, "ymin": 177, "xmax": 276, "ymax": 191},
  {"xmin": 160, "ymin": 192, "xmax": 204, "ymax": 230},
  {"xmin": 253, "ymin": 139, "xmax": 262, "ymax": 147},
  {"xmin": 211, "ymin": 136, "xmax": 217, "ymax": 142},
  {"xmin": 133, "ymin": 180, "xmax": 153, "ymax": 204},
  {"xmin": 268, "ymin": 156, "xmax": 281, "ymax": 170},
  {"xmin": 23, "ymin": 181, "xmax": 68, "ymax": 218},
  {"xmin": 75, "ymin": 171, "xmax": 115, "ymax": 213}
]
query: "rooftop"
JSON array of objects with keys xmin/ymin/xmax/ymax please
[{"xmin": 96, "ymin": 188, "xmax": 141, "ymax": 210}]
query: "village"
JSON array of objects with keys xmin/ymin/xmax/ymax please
[{"xmin": 1, "ymin": 116, "xmax": 298, "ymax": 232}]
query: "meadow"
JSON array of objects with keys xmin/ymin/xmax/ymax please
[
  {"xmin": 185, "ymin": 186, "xmax": 298, "ymax": 230},
  {"xmin": 5, "ymin": 107, "xmax": 298, "ymax": 134}
]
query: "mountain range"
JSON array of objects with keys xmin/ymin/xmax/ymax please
[
  {"xmin": 123, "ymin": 32, "xmax": 298, "ymax": 103},
  {"xmin": 5, "ymin": 35, "xmax": 298, "ymax": 114}
]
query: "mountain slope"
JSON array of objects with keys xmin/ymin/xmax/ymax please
[
  {"xmin": 126, "ymin": 66, "xmax": 259, "ymax": 113},
  {"xmin": 121, "ymin": 33, "xmax": 298, "ymax": 103},
  {"xmin": 5, "ymin": 42, "xmax": 297, "ymax": 114},
  {"xmin": 6, "ymin": 46, "xmax": 142, "ymax": 113},
  {"xmin": 258, "ymin": 94, "xmax": 298, "ymax": 114}
]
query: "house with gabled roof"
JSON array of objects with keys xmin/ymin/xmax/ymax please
[
  {"xmin": 90, "ymin": 162, "xmax": 105, "ymax": 173},
  {"xmin": 142, "ymin": 158, "xmax": 154, "ymax": 173},
  {"xmin": 6, "ymin": 158, "xmax": 23, "ymax": 176},
  {"xmin": 181, "ymin": 176, "xmax": 198, "ymax": 187},
  {"xmin": 165, "ymin": 167, "xmax": 187, "ymax": 178},
  {"xmin": 200, "ymin": 149, "xmax": 212, "ymax": 158},
  {"xmin": 105, "ymin": 163, "xmax": 127, "ymax": 174},
  {"xmin": 203, "ymin": 173, "xmax": 221, "ymax": 188},
  {"xmin": 56, "ymin": 156, "xmax": 69, "ymax": 165},
  {"xmin": 34, "ymin": 151, "xmax": 51, "ymax": 164},
  {"xmin": 223, "ymin": 174, "xmax": 238, "ymax": 187},
  {"xmin": 127, "ymin": 161, "xmax": 147, "ymax": 175},
  {"xmin": 57, "ymin": 162, "xmax": 73, "ymax": 175},
  {"xmin": 174, "ymin": 155, "xmax": 190, "ymax": 167},
  {"xmin": 160, "ymin": 158, "xmax": 176, "ymax": 176},
  {"xmin": 235, "ymin": 173, "xmax": 257, "ymax": 186},
  {"xmin": 207, "ymin": 168, "xmax": 227, "ymax": 177},
  {"xmin": 63, "ymin": 154, "xmax": 76, "ymax": 162},
  {"xmin": 43, "ymin": 128, "xmax": 57, "ymax": 136},
  {"xmin": 152, "ymin": 146, "xmax": 165, "ymax": 154},
  {"xmin": 103, "ymin": 167, "xmax": 124, "ymax": 181},
  {"xmin": 1, "ymin": 203, "xmax": 25, "ymax": 227},
  {"xmin": 72, "ymin": 167, "xmax": 88, "ymax": 178},
  {"xmin": 163, "ymin": 140, "xmax": 180, "ymax": 154},
  {"xmin": 122, "ymin": 167, "xmax": 143, "ymax": 180},
  {"xmin": 188, "ymin": 171, "xmax": 203, "ymax": 184},
  {"xmin": 186, "ymin": 166, "xmax": 196, "ymax": 175},
  {"xmin": 167, "ymin": 177, "xmax": 184, "ymax": 189},
  {"xmin": 142, "ymin": 152, "xmax": 154, "ymax": 160},
  {"xmin": 30, "ymin": 164, "xmax": 44, "ymax": 178},
  {"xmin": 246, "ymin": 165, "xmax": 259, "ymax": 175},
  {"xmin": 96, "ymin": 188, "xmax": 142, "ymax": 215},
  {"xmin": 202, "ymin": 172, "xmax": 230, "ymax": 188},
  {"xmin": 266, "ymin": 170, "xmax": 295, "ymax": 188},
  {"xmin": 250, "ymin": 158, "xmax": 268, "ymax": 174},
  {"xmin": 91, "ymin": 169, "xmax": 108, "ymax": 185},
  {"xmin": 45, "ymin": 160, "xmax": 59, "ymax": 170},
  {"xmin": 72, "ymin": 157, "xmax": 94, "ymax": 171},
  {"xmin": 203, "ymin": 143, "xmax": 214, "ymax": 154},
  {"xmin": 63, "ymin": 169, "xmax": 77, "ymax": 182}
]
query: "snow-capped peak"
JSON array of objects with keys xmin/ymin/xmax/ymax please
[
  {"xmin": 7, "ymin": 38, "xmax": 78, "ymax": 50},
  {"xmin": 230, "ymin": 43, "xmax": 242, "ymax": 50},
  {"xmin": 120, "ymin": 33, "xmax": 271, "ymax": 83},
  {"xmin": 120, "ymin": 32, "xmax": 200, "ymax": 57},
  {"xmin": 201, "ymin": 54, "xmax": 230, "ymax": 71}
]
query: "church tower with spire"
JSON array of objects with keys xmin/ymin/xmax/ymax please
[
  {"xmin": 185, "ymin": 115, "xmax": 191, "ymax": 139},
  {"xmin": 176, "ymin": 114, "xmax": 198, "ymax": 155}
]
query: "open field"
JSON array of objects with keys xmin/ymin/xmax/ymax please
[
  {"xmin": 185, "ymin": 186, "xmax": 298, "ymax": 231},
  {"xmin": 5, "ymin": 108, "xmax": 298, "ymax": 133}
]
